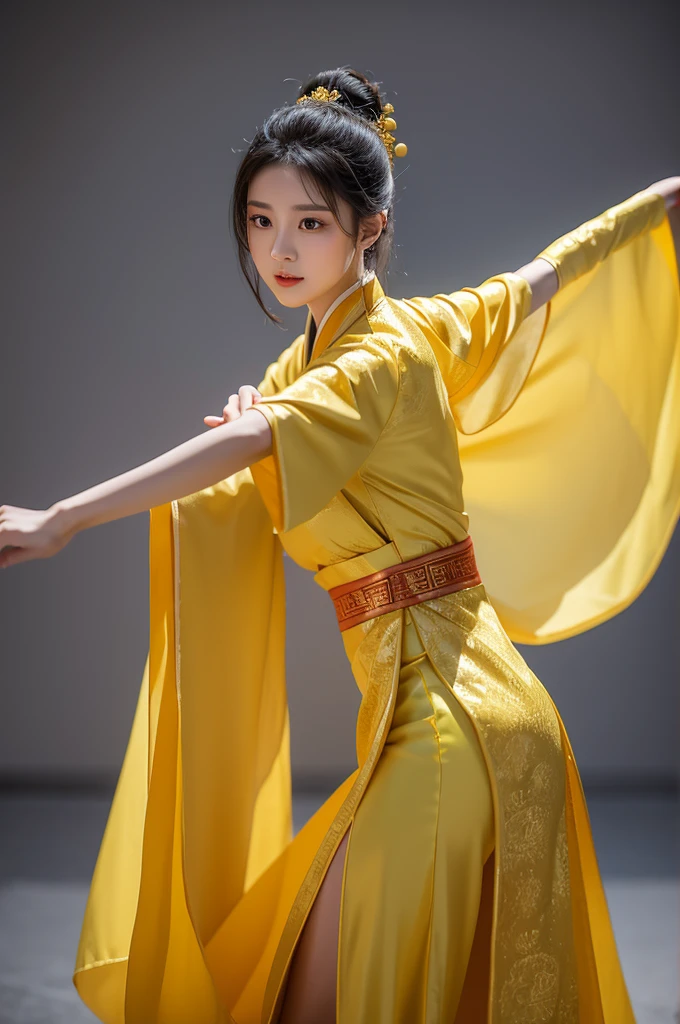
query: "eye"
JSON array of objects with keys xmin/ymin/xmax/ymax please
[
  {"xmin": 300, "ymin": 217, "xmax": 323, "ymax": 231},
  {"xmin": 249, "ymin": 214, "xmax": 271, "ymax": 228}
]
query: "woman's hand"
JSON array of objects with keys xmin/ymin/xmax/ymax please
[
  {"xmin": 0, "ymin": 504, "xmax": 73, "ymax": 569},
  {"xmin": 643, "ymin": 175, "xmax": 680, "ymax": 209},
  {"xmin": 204, "ymin": 385, "xmax": 263, "ymax": 428}
]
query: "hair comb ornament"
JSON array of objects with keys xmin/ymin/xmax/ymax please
[{"xmin": 296, "ymin": 88, "xmax": 408, "ymax": 165}]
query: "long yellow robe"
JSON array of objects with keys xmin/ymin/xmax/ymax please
[{"xmin": 73, "ymin": 188, "xmax": 679, "ymax": 1023}]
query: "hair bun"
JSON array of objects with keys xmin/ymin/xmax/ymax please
[{"xmin": 297, "ymin": 67, "xmax": 383, "ymax": 124}]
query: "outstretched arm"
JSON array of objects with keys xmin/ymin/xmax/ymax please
[
  {"xmin": 0, "ymin": 408, "xmax": 272, "ymax": 568},
  {"xmin": 513, "ymin": 257, "xmax": 559, "ymax": 315},
  {"xmin": 514, "ymin": 176, "xmax": 680, "ymax": 314}
]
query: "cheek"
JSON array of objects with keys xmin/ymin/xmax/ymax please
[
  {"xmin": 247, "ymin": 229, "xmax": 274, "ymax": 276},
  {"xmin": 247, "ymin": 227, "xmax": 264, "ymax": 259},
  {"xmin": 312, "ymin": 228, "xmax": 355, "ymax": 268}
]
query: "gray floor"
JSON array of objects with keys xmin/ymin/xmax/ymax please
[{"xmin": 0, "ymin": 789, "xmax": 678, "ymax": 1024}]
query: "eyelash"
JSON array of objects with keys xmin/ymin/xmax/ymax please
[{"xmin": 248, "ymin": 215, "xmax": 325, "ymax": 231}]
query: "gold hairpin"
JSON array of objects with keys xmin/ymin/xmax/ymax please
[{"xmin": 296, "ymin": 88, "xmax": 408, "ymax": 165}]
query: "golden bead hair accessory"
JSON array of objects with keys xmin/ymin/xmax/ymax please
[
  {"xmin": 296, "ymin": 88, "xmax": 408, "ymax": 166},
  {"xmin": 375, "ymin": 103, "xmax": 408, "ymax": 165}
]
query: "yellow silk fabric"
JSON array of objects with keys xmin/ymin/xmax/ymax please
[
  {"xmin": 74, "ymin": 189, "xmax": 678, "ymax": 1024},
  {"xmin": 457, "ymin": 189, "xmax": 679, "ymax": 642},
  {"xmin": 337, "ymin": 608, "xmax": 495, "ymax": 1021},
  {"xmin": 74, "ymin": 474, "xmax": 292, "ymax": 1024}
]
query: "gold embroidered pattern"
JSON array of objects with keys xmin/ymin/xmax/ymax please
[
  {"xmin": 409, "ymin": 590, "xmax": 579, "ymax": 1023},
  {"xmin": 329, "ymin": 536, "xmax": 481, "ymax": 630}
]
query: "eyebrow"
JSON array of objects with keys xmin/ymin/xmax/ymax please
[{"xmin": 247, "ymin": 201, "xmax": 331, "ymax": 211}]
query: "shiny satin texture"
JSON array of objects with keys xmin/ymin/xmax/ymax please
[
  {"xmin": 337, "ymin": 606, "xmax": 495, "ymax": 1021},
  {"xmin": 73, "ymin": 189, "xmax": 679, "ymax": 1024}
]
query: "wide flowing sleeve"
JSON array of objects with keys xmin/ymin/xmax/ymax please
[
  {"xmin": 398, "ymin": 269, "xmax": 549, "ymax": 434},
  {"xmin": 249, "ymin": 333, "xmax": 401, "ymax": 533},
  {"xmin": 256, "ymin": 333, "xmax": 306, "ymax": 397},
  {"xmin": 454, "ymin": 189, "xmax": 680, "ymax": 644},
  {"xmin": 74, "ymin": 470, "xmax": 292, "ymax": 1022}
]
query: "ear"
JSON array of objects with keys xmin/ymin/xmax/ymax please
[{"xmin": 358, "ymin": 210, "xmax": 388, "ymax": 252}]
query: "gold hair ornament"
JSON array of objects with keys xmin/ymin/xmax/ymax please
[
  {"xmin": 296, "ymin": 89, "xmax": 408, "ymax": 166},
  {"xmin": 296, "ymin": 86, "xmax": 341, "ymax": 104},
  {"xmin": 375, "ymin": 103, "xmax": 408, "ymax": 165}
]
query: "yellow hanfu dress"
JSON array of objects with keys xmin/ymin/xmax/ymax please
[{"xmin": 73, "ymin": 188, "xmax": 679, "ymax": 1024}]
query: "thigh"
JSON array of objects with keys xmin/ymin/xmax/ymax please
[{"xmin": 278, "ymin": 829, "xmax": 350, "ymax": 1024}]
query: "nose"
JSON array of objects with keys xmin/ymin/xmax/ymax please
[{"xmin": 270, "ymin": 228, "xmax": 297, "ymax": 264}]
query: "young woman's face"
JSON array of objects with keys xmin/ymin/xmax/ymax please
[{"xmin": 246, "ymin": 164, "xmax": 370, "ymax": 314}]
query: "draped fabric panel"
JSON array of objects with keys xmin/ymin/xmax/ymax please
[
  {"xmin": 454, "ymin": 193, "xmax": 679, "ymax": 642},
  {"xmin": 74, "ymin": 471, "xmax": 290, "ymax": 1023}
]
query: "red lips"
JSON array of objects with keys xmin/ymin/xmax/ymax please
[{"xmin": 274, "ymin": 274, "xmax": 304, "ymax": 288}]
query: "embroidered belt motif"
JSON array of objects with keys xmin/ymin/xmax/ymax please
[{"xmin": 329, "ymin": 535, "xmax": 482, "ymax": 632}]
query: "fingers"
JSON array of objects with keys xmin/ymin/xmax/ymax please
[
  {"xmin": 204, "ymin": 386, "xmax": 262, "ymax": 428},
  {"xmin": 0, "ymin": 529, "xmax": 33, "ymax": 569},
  {"xmin": 0, "ymin": 546, "xmax": 32, "ymax": 569},
  {"xmin": 222, "ymin": 393, "xmax": 241, "ymax": 422},
  {"xmin": 0, "ymin": 524, "xmax": 18, "ymax": 549},
  {"xmin": 238, "ymin": 385, "xmax": 262, "ymax": 412}
]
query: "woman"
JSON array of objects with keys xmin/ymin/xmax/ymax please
[{"xmin": 1, "ymin": 68, "xmax": 679, "ymax": 1024}]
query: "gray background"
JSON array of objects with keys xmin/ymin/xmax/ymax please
[{"xmin": 1, "ymin": 0, "xmax": 678, "ymax": 789}]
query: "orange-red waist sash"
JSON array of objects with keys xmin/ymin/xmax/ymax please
[{"xmin": 328, "ymin": 535, "xmax": 482, "ymax": 632}]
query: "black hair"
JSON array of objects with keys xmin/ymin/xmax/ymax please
[{"xmin": 231, "ymin": 67, "xmax": 396, "ymax": 322}]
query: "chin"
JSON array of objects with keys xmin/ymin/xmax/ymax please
[
  {"xmin": 268, "ymin": 282, "xmax": 315, "ymax": 309},
  {"xmin": 273, "ymin": 292, "xmax": 309, "ymax": 309}
]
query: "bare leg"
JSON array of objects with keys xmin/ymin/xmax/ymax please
[{"xmin": 279, "ymin": 829, "xmax": 351, "ymax": 1024}]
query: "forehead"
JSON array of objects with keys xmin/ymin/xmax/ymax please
[{"xmin": 247, "ymin": 164, "xmax": 324, "ymax": 205}]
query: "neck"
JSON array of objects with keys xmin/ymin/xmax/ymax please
[{"xmin": 308, "ymin": 259, "xmax": 366, "ymax": 330}]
